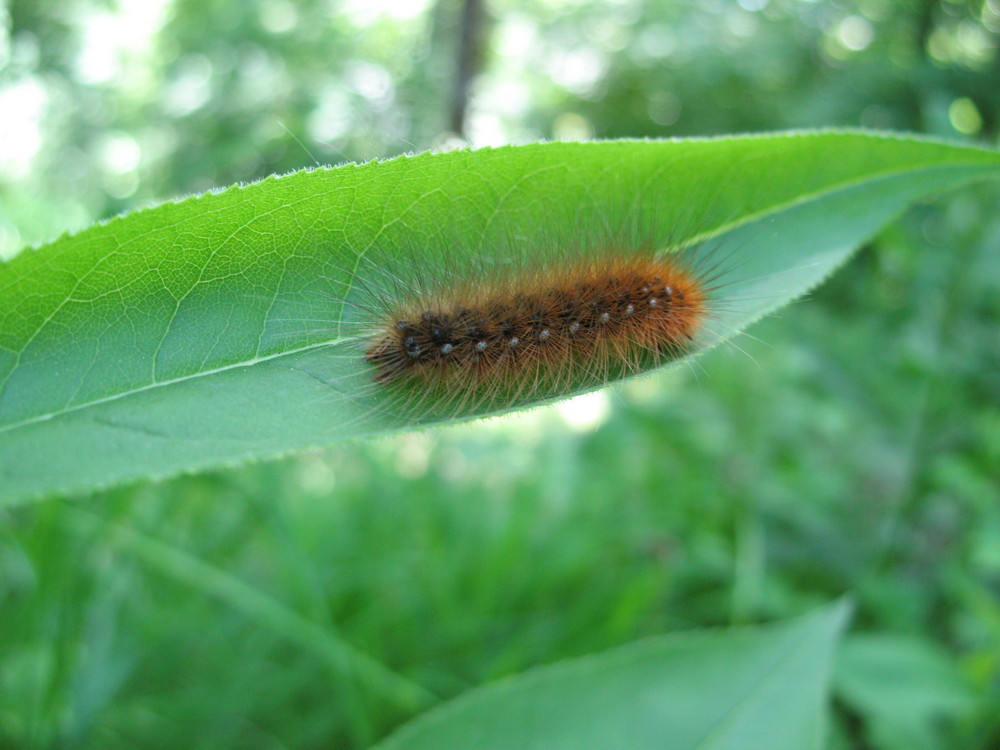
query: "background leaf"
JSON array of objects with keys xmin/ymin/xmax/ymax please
[
  {"xmin": 835, "ymin": 634, "xmax": 980, "ymax": 750},
  {"xmin": 1, "ymin": 132, "xmax": 998, "ymax": 504},
  {"xmin": 371, "ymin": 600, "xmax": 852, "ymax": 750}
]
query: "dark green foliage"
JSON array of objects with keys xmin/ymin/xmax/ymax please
[{"xmin": 1, "ymin": 0, "xmax": 999, "ymax": 748}]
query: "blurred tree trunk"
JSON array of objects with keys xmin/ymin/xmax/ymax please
[{"xmin": 449, "ymin": 0, "xmax": 486, "ymax": 137}]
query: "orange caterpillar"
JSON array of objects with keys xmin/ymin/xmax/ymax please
[{"xmin": 362, "ymin": 252, "xmax": 710, "ymax": 405}]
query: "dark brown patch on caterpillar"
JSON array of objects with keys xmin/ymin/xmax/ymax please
[{"xmin": 363, "ymin": 255, "xmax": 707, "ymax": 389}]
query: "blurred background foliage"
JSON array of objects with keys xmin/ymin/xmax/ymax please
[{"xmin": 1, "ymin": 0, "xmax": 999, "ymax": 748}]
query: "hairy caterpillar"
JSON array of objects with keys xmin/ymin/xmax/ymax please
[
  {"xmin": 364, "ymin": 254, "xmax": 706, "ymax": 386},
  {"xmin": 314, "ymin": 208, "xmax": 765, "ymax": 428}
]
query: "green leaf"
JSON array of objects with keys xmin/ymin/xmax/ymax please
[
  {"xmin": 371, "ymin": 601, "xmax": 853, "ymax": 750},
  {"xmin": 835, "ymin": 634, "xmax": 979, "ymax": 750},
  {"xmin": 1, "ymin": 132, "xmax": 999, "ymax": 503}
]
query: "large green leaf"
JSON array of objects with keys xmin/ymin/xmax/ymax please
[
  {"xmin": 371, "ymin": 601, "xmax": 852, "ymax": 750},
  {"xmin": 1, "ymin": 132, "xmax": 998, "ymax": 503}
]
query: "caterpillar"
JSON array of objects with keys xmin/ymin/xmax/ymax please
[
  {"xmin": 325, "ymin": 212, "xmax": 755, "ymax": 426},
  {"xmin": 363, "ymin": 254, "xmax": 706, "ymax": 386}
]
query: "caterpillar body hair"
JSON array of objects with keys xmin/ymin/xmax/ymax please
[
  {"xmin": 310, "ymin": 208, "xmax": 771, "ymax": 428},
  {"xmin": 364, "ymin": 254, "xmax": 706, "ymax": 388}
]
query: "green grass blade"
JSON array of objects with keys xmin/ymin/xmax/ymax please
[
  {"xmin": 1, "ymin": 132, "xmax": 998, "ymax": 503},
  {"xmin": 63, "ymin": 506, "xmax": 436, "ymax": 712}
]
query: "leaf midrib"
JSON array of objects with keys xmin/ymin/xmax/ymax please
[
  {"xmin": 691, "ymin": 622, "xmax": 819, "ymax": 749},
  {"xmin": 0, "ymin": 337, "xmax": 354, "ymax": 435}
]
